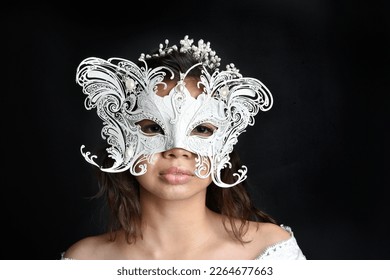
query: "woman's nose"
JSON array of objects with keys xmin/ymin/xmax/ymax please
[{"xmin": 162, "ymin": 147, "xmax": 192, "ymax": 159}]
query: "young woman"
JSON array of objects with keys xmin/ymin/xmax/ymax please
[{"xmin": 62, "ymin": 35, "xmax": 306, "ymax": 260}]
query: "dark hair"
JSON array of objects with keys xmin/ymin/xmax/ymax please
[{"xmin": 94, "ymin": 47, "xmax": 276, "ymax": 244}]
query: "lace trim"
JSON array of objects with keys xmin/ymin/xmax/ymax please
[{"xmin": 254, "ymin": 224, "xmax": 305, "ymax": 260}]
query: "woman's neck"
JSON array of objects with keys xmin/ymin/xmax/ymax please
[{"xmin": 137, "ymin": 188, "xmax": 221, "ymax": 257}]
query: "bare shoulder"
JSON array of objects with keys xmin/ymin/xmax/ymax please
[
  {"xmin": 246, "ymin": 222, "xmax": 292, "ymax": 247},
  {"xmin": 220, "ymin": 220, "xmax": 293, "ymax": 259},
  {"xmin": 62, "ymin": 233, "xmax": 112, "ymax": 260}
]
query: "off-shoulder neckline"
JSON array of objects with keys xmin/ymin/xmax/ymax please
[{"xmin": 61, "ymin": 224, "xmax": 296, "ymax": 260}]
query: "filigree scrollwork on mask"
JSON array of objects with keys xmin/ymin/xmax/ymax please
[
  {"xmin": 198, "ymin": 66, "xmax": 273, "ymax": 187},
  {"xmin": 76, "ymin": 36, "xmax": 273, "ymax": 188},
  {"xmin": 76, "ymin": 57, "xmax": 169, "ymax": 175}
]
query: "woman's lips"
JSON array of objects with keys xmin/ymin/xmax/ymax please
[{"xmin": 160, "ymin": 167, "xmax": 193, "ymax": 185}]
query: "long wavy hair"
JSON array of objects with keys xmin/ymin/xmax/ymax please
[{"xmin": 93, "ymin": 48, "xmax": 276, "ymax": 244}]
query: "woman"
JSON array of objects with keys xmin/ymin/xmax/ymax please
[{"xmin": 62, "ymin": 35, "xmax": 306, "ymax": 260}]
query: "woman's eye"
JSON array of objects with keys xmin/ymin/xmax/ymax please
[
  {"xmin": 144, "ymin": 124, "xmax": 164, "ymax": 134},
  {"xmin": 137, "ymin": 120, "xmax": 164, "ymax": 135},
  {"xmin": 191, "ymin": 124, "xmax": 216, "ymax": 137}
]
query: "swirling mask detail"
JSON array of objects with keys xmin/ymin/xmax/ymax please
[{"xmin": 76, "ymin": 36, "xmax": 273, "ymax": 187}]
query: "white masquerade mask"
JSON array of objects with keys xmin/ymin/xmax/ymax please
[{"xmin": 76, "ymin": 36, "xmax": 273, "ymax": 187}]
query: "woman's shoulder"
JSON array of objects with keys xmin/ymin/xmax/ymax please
[
  {"xmin": 61, "ymin": 232, "xmax": 113, "ymax": 260},
  {"xmin": 218, "ymin": 219, "xmax": 295, "ymax": 259},
  {"xmin": 248, "ymin": 222, "xmax": 291, "ymax": 245},
  {"xmin": 250, "ymin": 223, "xmax": 306, "ymax": 260}
]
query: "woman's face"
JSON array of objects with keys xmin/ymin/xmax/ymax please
[{"xmin": 135, "ymin": 78, "xmax": 214, "ymax": 200}]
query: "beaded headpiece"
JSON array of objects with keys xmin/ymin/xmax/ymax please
[{"xmin": 76, "ymin": 35, "xmax": 273, "ymax": 187}]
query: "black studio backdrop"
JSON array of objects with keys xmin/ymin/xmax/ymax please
[{"xmin": 2, "ymin": 0, "xmax": 388, "ymax": 259}]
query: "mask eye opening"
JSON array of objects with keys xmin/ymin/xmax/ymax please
[
  {"xmin": 136, "ymin": 119, "xmax": 165, "ymax": 136},
  {"xmin": 190, "ymin": 123, "xmax": 218, "ymax": 138}
]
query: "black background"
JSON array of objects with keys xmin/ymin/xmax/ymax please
[{"xmin": 2, "ymin": 0, "xmax": 389, "ymax": 260}]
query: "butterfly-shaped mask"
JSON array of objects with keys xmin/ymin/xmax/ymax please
[{"xmin": 76, "ymin": 55, "xmax": 272, "ymax": 188}]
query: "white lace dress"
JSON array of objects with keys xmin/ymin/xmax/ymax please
[{"xmin": 254, "ymin": 225, "xmax": 306, "ymax": 260}]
